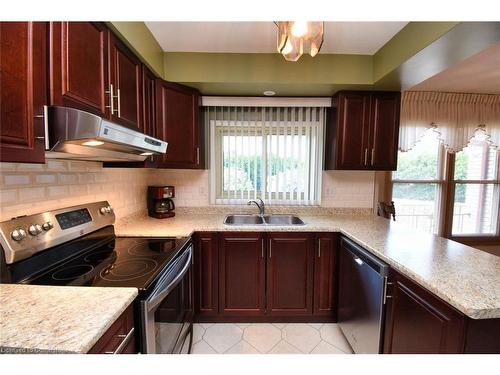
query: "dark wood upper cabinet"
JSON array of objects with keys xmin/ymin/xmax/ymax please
[
  {"xmin": 155, "ymin": 81, "xmax": 203, "ymax": 169},
  {"xmin": 369, "ymin": 93, "xmax": 401, "ymax": 169},
  {"xmin": 219, "ymin": 232, "xmax": 266, "ymax": 316},
  {"xmin": 142, "ymin": 66, "xmax": 157, "ymax": 138},
  {"xmin": 313, "ymin": 233, "xmax": 338, "ymax": 317},
  {"xmin": 0, "ymin": 22, "xmax": 47, "ymax": 163},
  {"xmin": 383, "ymin": 268, "xmax": 466, "ymax": 354},
  {"xmin": 325, "ymin": 91, "xmax": 401, "ymax": 171},
  {"xmin": 194, "ymin": 232, "xmax": 219, "ymax": 317},
  {"xmin": 49, "ymin": 22, "xmax": 108, "ymax": 117},
  {"xmin": 108, "ymin": 32, "xmax": 143, "ymax": 132},
  {"xmin": 267, "ymin": 233, "xmax": 314, "ymax": 316}
]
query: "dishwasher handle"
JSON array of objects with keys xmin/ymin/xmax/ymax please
[{"xmin": 341, "ymin": 237, "xmax": 389, "ymax": 277}]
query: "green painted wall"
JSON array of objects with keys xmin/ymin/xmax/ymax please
[
  {"xmin": 373, "ymin": 22, "xmax": 459, "ymax": 82},
  {"xmin": 108, "ymin": 22, "xmax": 164, "ymax": 77},
  {"xmin": 164, "ymin": 52, "xmax": 373, "ymax": 85},
  {"xmin": 107, "ymin": 21, "xmax": 464, "ymax": 96}
]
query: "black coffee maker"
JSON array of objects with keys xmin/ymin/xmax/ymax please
[{"xmin": 147, "ymin": 186, "xmax": 175, "ymax": 218}]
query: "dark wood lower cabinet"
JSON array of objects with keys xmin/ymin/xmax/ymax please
[
  {"xmin": 219, "ymin": 232, "xmax": 266, "ymax": 316},
  {"xmin": 383, "ymin": 268, "xmax": 466, "ymax": 354},
  {"xmin": 193, "ymin": 231, "xmax": 499, "ymax": 352},
  {"xmin": 313, "ymin": 233, "xmax": 338, "ymax": 317},
  {"xmin": 88, "ymin": 304, "xmax": 136, "ymax": 354},
  {"xmin": 194, "ymin": 232, "xmax": 219, "ymax": 317},
  {"xmin": 267, "ymin": 233, "xmax": 314, "ymax": 316},
  {"xmin": 383, "ymin": 268, "xmax": 500, "ymax": 354}
]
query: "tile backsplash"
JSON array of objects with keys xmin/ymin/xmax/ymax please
[
  {"xmin": 0, "ymin": 162, "xmax": 375, "ymax": 221},
  {"xmin": 0, "ymin": 161, "xmax": 149, "ymax": 221}
]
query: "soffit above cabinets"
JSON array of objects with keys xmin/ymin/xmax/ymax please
[
  {"xmin": 410, "ymin": 42, "xmax": 500, "ymax": 94},
  {"xmin": 145, "ymin": 21, "xmax": 408, "ymax": 55}
]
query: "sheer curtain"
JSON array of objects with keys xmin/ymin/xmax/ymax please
[{"xmin": 399, "ymin": 91, "xmax": 500, "ymax": 153}]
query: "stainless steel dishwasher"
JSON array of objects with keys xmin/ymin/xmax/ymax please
[{"xmin": 338, "ymin": 237, "xmax": 390, "ymax": 354}]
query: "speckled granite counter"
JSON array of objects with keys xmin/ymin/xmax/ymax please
[
  {"xmin": 116, "ymin": 209, "xmax": 500, "ymax": 320},
  {"xmin": 0, "ymin": 284, "xmax": 137, "ymax": 353}
]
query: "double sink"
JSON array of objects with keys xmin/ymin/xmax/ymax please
[{"xmin": 224, "ymin": 214, "xmax": 305, "ymax": 226}]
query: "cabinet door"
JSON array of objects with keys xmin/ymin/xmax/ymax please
[
  {"xmin": 219, "ymin": 232, "xmax": 265, "ymax": 316},
  {"xmin": 141, "ymin": 66, "xmax": 158, "ymax": 168},
  {"xmin": 267, "ymin": 233, "xmax": 314, "ymax": 315},
  {"xmin": 49, "ymin": 22, "xmax": 108, "ymax": 117},
  {"xmin": 383, "ymin": 269, "xmax": 466, "ymax": 354},
  {"xmin": 313, "ymin": 233, "xmax": 338, "ymax": 316},
  {"xmin": 155, "ymin": 81, "xmax": 201, "ymax": 169},
  {"xmin": 333, "ymin": 92, "xmax": 371, "ymax": 170},
  {"xmin": 108, "ymin": 32, "xmax": 143, "ymax": 131},
  {"xmin": 194, "ymin": 232, "xmax": 219, "ymax": 317},
  {"xmin": 0, "ymin": 22, "xmax": 46, "ymax": 163},
  {"xmin": 369, "ymin": 93, "xmax": 400, "ymax": 170}
]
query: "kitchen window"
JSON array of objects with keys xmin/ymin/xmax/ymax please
[
  {"xmin": 205, "ymin": 105, "xmax": 325, "ymax": 205},
  {"xmin": 392, "ymin": 130, "xmax": 500, "ymax": 239},
  {"xmin": 392, "ymin": 129, "xmax": 445, "ymax": 234}
]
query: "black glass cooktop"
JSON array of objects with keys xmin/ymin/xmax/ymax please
[{"xmin": 5, "ymin": 227, "xmax": 190, "ymax": 290}]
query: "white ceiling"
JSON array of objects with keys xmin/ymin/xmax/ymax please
[
  {"xmin": 410, "ymin": 43, "xmax": 500, "ymax": 94},
  {"xmin": 145, "ymin": 22, "xmax": 408, "ymax": 55}
]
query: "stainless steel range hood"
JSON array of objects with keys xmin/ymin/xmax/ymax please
[{"xmin": 45, "ymin": 106, "xmax": 167, "ymax": 162}]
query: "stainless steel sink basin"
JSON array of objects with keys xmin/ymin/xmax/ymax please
[
  {"xmin": 263, "ymin": 215, "xmax": 305, "ymax": 225},
  {"xmin": 223, "ymin": 214, "xmax": 304, "ymax": 226},
  {"xmin": 223, "ymin": 215, "xmax": 264, "ymax": 225}
]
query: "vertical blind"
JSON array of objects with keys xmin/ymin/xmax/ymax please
[{"xmin": 205, "ymin": 106, "xmax": 325, "ymax": 205}]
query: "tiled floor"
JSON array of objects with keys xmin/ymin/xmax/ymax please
[{"xmin": 191, "ymin": 323, "xmax": 354, "ymax": 354}]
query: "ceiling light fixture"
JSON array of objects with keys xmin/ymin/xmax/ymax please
[
  {"xmin": 275, "ymin": 21, "xmax": 324, "ymax": 62},
  {"xmin": 82, "ymin": 140, "xmax": 104, "ymax": 146}
]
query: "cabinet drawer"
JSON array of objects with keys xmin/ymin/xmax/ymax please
[{"xmin": 88, "ymin": 304, "xmax": 135, "ymax": 354}]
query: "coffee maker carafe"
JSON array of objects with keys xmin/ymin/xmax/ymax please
[{"xmin": 147, "ymin": 186, "xmax": 176, "ymax": 218}]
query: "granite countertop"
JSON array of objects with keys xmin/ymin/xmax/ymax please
[
  {"xmin": 116, "ymin": 208, "xmax": 500, "ymax": 320},
  {"xmin": 0, "ymin": 284, "xmax": 138, "ymax": 353}
]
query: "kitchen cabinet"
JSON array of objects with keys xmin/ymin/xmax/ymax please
[
  {"xmin": 49, "ymin": 22, "xmax": 109, "ymax": 117},
  {"xmin": 383, "ymin": 268, "xmax": 466, "ymax": 354},
  {"xmin": 155, "ymin": 81, "xmax": 203, "ymax": 169},
  {"xmin": 324, "ymin": 91, "xmax": 400, "ymax": 171},
  {"xmin": 267, "ymin": 233, "xmax": 315, "ymax": 316},
  {"xmin": 194, "ymin": 232, "xmax": 219, "ymax": 317},
  {"xmin": 108, "ymin": 32, "xmax": 143, "ymax": 132},
  {"xmin": 0, "ymin": 22, "xmax": 47, "ymax": 164},
  {"xmin": 313, "ymin": 233, "xmax": 338, "ymax": 316},
  {"xmin": 88, "ymin": 304, "xmax": 136, "ymax": 354},
  {"xmin": 219, "ymin": 232, "xmax": 266, "ymax": 316}
]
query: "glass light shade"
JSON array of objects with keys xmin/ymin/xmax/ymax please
[{"xmin": 276, "ymin": 21, "xmax": 323, "ymax": 61}]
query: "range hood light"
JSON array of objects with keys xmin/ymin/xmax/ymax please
[
  {"xmin": 140, "ymin": 152, "xmax": 154, "ymax": 156},
  {"xmin": 82, "ymin": 140, "xmax": 104, "ymax": 147}
]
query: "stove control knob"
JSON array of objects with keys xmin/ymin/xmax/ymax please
[
  {"xmin": 11, "ymin": 228, "xmax": 27, "ymax": 241},
  {"xmin": 107, "ymin": 205, "xmax": 113, "ymax": 214},
  {"xmin": 100, "ymin": 207, "xmax": 108, "ymax": 215},
  {"xmin": 42, "ymin": 221, "xmax": 54, "ymax": 231},
  {"xmin": 28, "ymin": 224, "xmax": 43, "ymax": 236}
]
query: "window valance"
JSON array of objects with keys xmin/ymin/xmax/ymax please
[{"xmin": 399, "ymin": 91, "xmax": 500, "ymax": 153}]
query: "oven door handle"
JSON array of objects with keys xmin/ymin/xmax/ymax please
[{"xmin": 144, "ymin": 246, "xmax": 192, "ymax": 312}]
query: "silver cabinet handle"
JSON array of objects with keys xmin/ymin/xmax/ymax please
[
  {"xmin": 261, "ymin": 238, "xmax": 264, "ymax": 259},
  {"xmin": 318, "ymin": 238, "xmax": 321, "ymax": 258},
  {"xmin": 34, "ymin": 105, "xmax": 49, "ymax": 149},
  {"xmin": 117, "ymin": 88, "xmax": 121, "ymax": 118},
  {"xmin": 269, "ymin": 240, "xmax": 272, "ymax": 258},
  {"xmin": 104, "ymin": 327, "xmax": 134, "ymax": 354},
  {"xmin": 196, "ymin": 147, "xmax": 200, "ymax": 165},
  {"xmin": 364, "ymin": 148, "xmax": 368, "ymax": 166},
  {"xmin": 371, "ymin": 148, "xmax": 375, "ymax": 166},
  {"xmin": 105, "ymin": 84, "xmax": 118, "ymax": 115}
]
